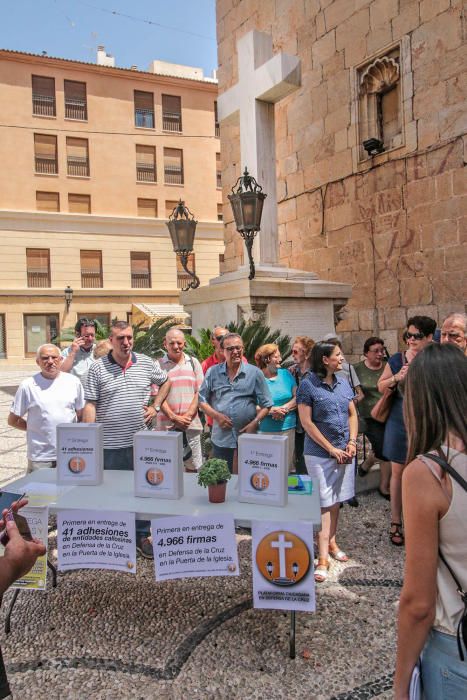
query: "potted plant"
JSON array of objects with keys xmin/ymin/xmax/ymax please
[{"xmin": 197, "ymin": 458, "xmax": 231, "ymax": 503}]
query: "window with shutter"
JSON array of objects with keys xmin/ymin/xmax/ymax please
[
  {"xmin": 162, "ymin": 94, "xmax": 182, "ymax": 132},
  {"xmin": 32, "ymin": 75, "xmax": 56, "ymax": 116},
  {"xmin": 64, "ymin": 80, "xmax": 87, "ymax": 120},
  {"xmin": 0, "ymin": 314, "xmax": 6, "ymax": 359},
  {"xmin": 136, "ymin": 145, "xmax": 156, "ymax": 182},
  {"xmin": 165, "ymin": 200, "xmax": 179, "ymax": 218},
  {"xmin": 66, "ymin": 137, "xmax": 89, "ymax": 177},
  {"xmin": 69, "ymin": 194, "xmax": 91, "ymax": 214},
  {"xmin": 130, "ymin": 252, "xmax": 151, "ymax": 288},
  {"xmin": 80, "ymin": 250, "xmax": 102, "ymax": 287},
  {"xmin": 137, "ymin": 198, "xmax": 158, "ymax": 217},
  {"xmin": 214, "ymin": 101, "xmax": 220, "ymax": 137},
  {"xmin": 217, "ymin": 204, "xmax": 223, "ymax": 221},
  {"xmin": 216, "ymin": 152, "xmax": 222, "ymax": 188},
  {"xmin": 164, "ymin": 148, "xmax": 183, "ymax": 185},
  {"xmin": 134, "ymin": 91, "xmax": 154, "ymax": 128},
  {"xmin": 34, "ymin": 134, "xmax": 58, "ymax": 174},
  {"xmin": 26, "ymin": 248, "xmax": 50, "ymax": 287},
  {"xmin": 36, "ymin": 191, "xmax": 60, "ymax": 212}
]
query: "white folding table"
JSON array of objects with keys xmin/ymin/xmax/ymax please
[{"xmin": 4, "ymin": 469, "xmax": 321, "ymax": 658}]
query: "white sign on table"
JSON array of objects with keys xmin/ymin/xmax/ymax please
[
  {"xmin": 238, "ymin": 433, "xmax": 288, "ymax": 506},
  {"xmin": 57, "ymin": 509, "xmax": 136, "ymax": 573},
  {"xmin": 252, "ymin": 520, "xmax": 315, "ymax": 612},
  {"xmin": 152, "ymin": 514, "xmax": 239, "ymax": 581},
  {"xmin": 134, "ymin": 431, "xmax": 183, "ymax": 499},
  {"xmin": 56, "ymin": 423, "xmax": 103, "ymax": 485},
  {"xmin": 10, "ymin": 506, "xmax": 49, "ymax": 591}
]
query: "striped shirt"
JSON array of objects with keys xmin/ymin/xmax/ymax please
[
  {"xmin": 154, "ymin": 353, "xmax": 204, "ymax": 431},
  {"xmin": 84, "ymin": 351, "xmax": 167, "ymax": 448},
  {"xmin": 296, "ymin": 372, "xmax": 354, "ymax": 458}
]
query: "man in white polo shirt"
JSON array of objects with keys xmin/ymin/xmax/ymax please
[{"xmin": 8, "ymin": 344, "xmax": 84, "ymax": 472}]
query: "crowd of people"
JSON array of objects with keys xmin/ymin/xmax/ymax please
[{"xmin": 4, "ymin": 311, "xmax": 467, "ymax": 694}]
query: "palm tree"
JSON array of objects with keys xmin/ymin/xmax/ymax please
[
  {"xmin": 132, "ymin": 317, "xmax": 179, "ymax": 358},
  {"xmin": 184, "ymin": 328, "xmax": 214, "ymax": 361}
]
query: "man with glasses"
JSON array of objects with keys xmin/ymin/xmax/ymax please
[
  {"xmin": 61, "ymin": 318, "xmax": 97, "ymax": 384},
  {"xmin": 8, "ymin": 344, "xmax": 84, "ymax": 473},
  {"xmin": 199, "ymin": 333, "xmax": 273, "ymax": 472},
  {"xmin": 83, "ymin": 320, "xmax": 171, "ymax": 558},
  {"xmin": 440, "ymin": 312, "xmax": 467, "ymax": 355}
]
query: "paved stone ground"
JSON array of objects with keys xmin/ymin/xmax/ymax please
[{"xmin": 0, "ymin": 369, "xmax": 404, "ymax": 699}]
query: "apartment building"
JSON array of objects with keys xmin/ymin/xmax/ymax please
[{"xmin": 0, "ymin": 48, "xmax": 224, "ymax": 363}]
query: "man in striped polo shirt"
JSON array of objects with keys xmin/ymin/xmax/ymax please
[
  {"xmin": 154, "ymin": 328, "xmax": 204, "ymax": 471},
  {"xmin": 83, "ymin": 320, "xmax": 171, "ymax": 558}
]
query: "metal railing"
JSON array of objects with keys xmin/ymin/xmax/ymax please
[
  {"xmin": 27, "ymin": 271, "xmax": 50, "ymax": 288},
  {"xmin": 135, "ymin": 108, "xmax": 154, "ymax": 128},
  {"xmin": 32, "ymin": 93, "xmax": 56, "ymax": 116},
  {"xmin": 65, "ymin": 98, "xmax": 87, "ymax": 120},
  {"xmin": 136, "ymin": 162, "xmax": 156, "ymax": 182},
  {"xmin": 131, "ymin": 273, "xmax": 151, "ymax": 288},
  {"xmin": 164, "ymin": 165, "xmax": 183, "ymax": 185},
  {"xmin": 162, "ymin": 111, "xmax": 182, "ymax": 132},
  {"xmin": 35, "ymin": 155, "xmax": 58, "ymax": 174},
  {"xmin": 67, "ymin": 156, "xmax": 89, "ymax": 177},
  {"xmin": 81, "ymin": 271, "xmax": 102, "ymax": 288}
]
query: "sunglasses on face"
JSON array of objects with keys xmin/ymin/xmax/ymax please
[{"xmin": 406, "ymin": 332, "xmax": 425, "ymax": 340}]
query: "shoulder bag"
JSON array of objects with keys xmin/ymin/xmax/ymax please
[{"xmin": 370, "ymin": 352, "xmax": 404, "ymax": 424}]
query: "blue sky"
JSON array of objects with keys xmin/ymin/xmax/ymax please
[{"xmin": 1, "ymin": 0, "xmax": 218, "ymax": 74}]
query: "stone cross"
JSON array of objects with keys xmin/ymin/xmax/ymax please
[
  {"xmin": 217, "ymin": 30, "xmax": 301, "ymax": 267},
  {"xmin": 271, "ymin": 532, "xmax": 293, "ymax": 578}
]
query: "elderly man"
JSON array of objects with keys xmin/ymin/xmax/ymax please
[
  {"xmin": 154, "ymin": 329, "xmax": 204, "ymax": 471},
  {"xmin": 60, "ymin": 318, "xmax": 97, "ymax": 384},
  {"xmin": 83, "ymin": 320, "xmax": 171, "ymax": 558},
  {"xmin": 8, "ymin": 344, "xmax": 84, "ymax": 472},
  {"xmin": 199, "ymin": 333, "xmax": 273, "ymax": 473},
  {"xmin": 440, "ymin": 312, "xmax": 467, "ymax": 354}
]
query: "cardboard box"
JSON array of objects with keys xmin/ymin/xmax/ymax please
[
  {"xmin": 133, "ymin": 431, "xmax": 184, "ymax": 499},
  {"xmin": 56, "ymin": 423, "xmax": 103, "ymax": 485},
  {"xmin": 238, "ymin": 433, "xmax": 288, "ymax": 507}
]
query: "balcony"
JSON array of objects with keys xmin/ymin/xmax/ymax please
[
  {"xmin": 27, "ymin": 271, "xmax": 50, "ymax": 288},
  {"xmin": 131, "ymin": 273, "xmax": 151, "ymax": 288},
  {"xmin": 136, "ymin": 162, "xmax": 156, "ymax": 182},
  {"xmin": 176, "ymin": 272, "xmax": 193, "ymax": 289},
  {"xmin": 135, "ymin": 109, "xmax": 154, "ymax": 129},
  {"xmin": 35, "ymin": 155, "xmax": 58, "ymax": 175},
  {"xmin": 164, "ymin": 165, "xmax": 183, "ymax": 185},
  {"xmin": 65, "ymin": 98, "xmax": 87, "ymax": 120},
  {"xmin": 67, "ymin": 156, "xmax": 89, "ymax": 177},
  {"xmin": 162, "ymin": 111, "xmax": 182, "ymax": 132},
  {"xmin": 81, "ymin": 271, "xmax": 102, "ymax": 288},
  {"xmin": 32, "ymin": 93, "xmax": 56, "ymax": 117}
]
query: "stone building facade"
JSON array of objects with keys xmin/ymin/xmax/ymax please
[
  {"xmin": 0, "ymin": 49, "xmax": 223, "ymax": 364},
  {"xmin": 216, "ymin": 0, "xmax": 466, "ymax": 357}
]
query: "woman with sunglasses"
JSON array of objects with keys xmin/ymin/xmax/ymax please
[
  {"xmin": 377, "ymin": 316, "xmax": 436, "ymax": 546},
  {"xmin": 394, "ymin": 343, "xmax": 467, "ymax": 699}
]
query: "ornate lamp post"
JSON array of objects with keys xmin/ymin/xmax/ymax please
[
  {"xmin": 228, "ymin": 167, "xmax": 266, "ymax": 280},
  {"xmin": 64, "ymin": 285, "xmax": 73, "ymax": 311},
  {"xmin": 166, "ymin": 200, "xmax": 200, "ymax": 291}
]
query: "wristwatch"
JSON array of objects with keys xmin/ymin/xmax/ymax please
[{"xmin": 154, "ymin": 406, "xmax": 161, "ymax": 413}]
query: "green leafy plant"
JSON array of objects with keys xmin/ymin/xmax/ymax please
[
  {"xmin": 184, "ymin": 327, "xmax": 214, "ymax": 361},
  {"xmin": 132, "ymin": 317, "xmax": 179, "ymax": 358},
  {"xmin": 197, "ymin": 458, "xmax": 231, "ymax": 487}
]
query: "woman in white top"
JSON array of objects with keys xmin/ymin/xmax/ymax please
[{"xmin": 394, "ymin": 343, "xmax": 467, "ymax": 699}]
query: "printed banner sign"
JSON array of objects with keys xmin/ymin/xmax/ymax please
[
  {"xmin": 57, "ymin": 509, "xmax": 136, "ymax": 573},
  {"xmin": 252, "ymin": 520, "xmax": 315, "ymax": 612},
  {"xmin": 134, "ymin": 431, "xmax": 183, "ymax": 499},
  {"xmin": 56, "ymin": 423, "xmax": 103, "ymax": 485},
  {"xmin": 238, "ymin": 434, "xmax": 288, "ymax": 506},
  {"xmin": 152, "ymin": 514, "xmax": 239, "ymax": 581},
  {"xmin": 10, "ymin": 506, "xmax": 49, "ymax": 591}
]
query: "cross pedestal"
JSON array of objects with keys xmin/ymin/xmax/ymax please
[{"xmin": 181, "ymin": 30, "xmax": 351, "ymax": 338}]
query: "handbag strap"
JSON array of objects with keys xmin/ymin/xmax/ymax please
[{"xmin": 423, "ymin": 449, "xmax": 467, "ymax": 661}]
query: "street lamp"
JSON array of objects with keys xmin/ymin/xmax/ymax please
[
  {"xmin": 228, "ymin": 167, "xmax": 266, "ymax": 280},
  {"xmin": 166, "ymin": 199, "xmax": 200, "ymax": 291},
  {"xmin": 64, "ymin": 285, "xmax": 73, "ymax": 311}
]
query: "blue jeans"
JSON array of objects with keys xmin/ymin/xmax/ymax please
[
  {"xmin": 212, "ymin": 444, "xmax": 235, "ymax": 473},
  {"xmin": 103, "ymin": 447, "xmax": 148, "ymax": 541},
  {"xmin": 421, "ymin": 628, "xmax": 467, "ymax": 699}
]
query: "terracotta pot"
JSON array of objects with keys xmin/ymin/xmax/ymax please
[{"xmin": 208, "ymin": 481, "xmax": 227, "ymax": 504}]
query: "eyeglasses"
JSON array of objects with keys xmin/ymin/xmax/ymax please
[
  {"xmin": 406, "ymin": 332, "xmax": 425, "ymax": 340},
  {"xmin": 224, "ymin": 345, "xmax": 243, "ymax": 353}
]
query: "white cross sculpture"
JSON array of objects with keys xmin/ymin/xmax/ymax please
[
  {"xmin": 217, "ymin": 30, "xmax": 301, "ymax": 267},
  {"xmin": 271, "ymin": 532, "xmax": 293, "ymax": 579}
]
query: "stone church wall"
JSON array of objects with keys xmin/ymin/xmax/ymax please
[{"xmin": 216, "ymin": 0, "xmax": 466, "ymax": 358}]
